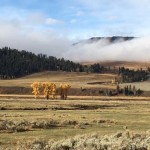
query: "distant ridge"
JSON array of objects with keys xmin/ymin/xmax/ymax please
[
  {"xmin": 73, "ymin": 36, "xmax": 135, "ymax": 45},
  {"xmin": 89, "ymin": 36, "xmax": 135, "ymax": 42}
]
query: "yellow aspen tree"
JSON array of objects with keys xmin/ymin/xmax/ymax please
[
  {"xmin": 31, "ymin": 82, "xmax": 40, "ymax": 98},
  {"xmin": 42, "ymin": 82, "xmax": 52, "ymax": 100},
  {"xmin": 50, "ymin": 83, "xmax": 57, "ymax": 99},
  {"xmin": 60, "ymin": 84, "xmax": 71, "ymax": 100}
]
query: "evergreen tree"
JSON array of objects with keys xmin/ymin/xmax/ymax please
[{"xmin": 0, "ymin": 47, "xmax": 84, "ymax": 79}]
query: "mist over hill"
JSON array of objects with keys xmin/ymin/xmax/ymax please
[
  {"xmin": 62, "ymin": 36, "xmax": 150, "ymax": 62},
  {"xmin": 1, "ymin": 34, "xmax": 150, "ymax": 63},
  {"xmin": 73, "ymin": 36, "xmax": 135, "ymax": 45}
]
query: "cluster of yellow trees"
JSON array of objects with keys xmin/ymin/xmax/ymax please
[{"xmin": 31, "ymin": 82, "xmax": 71, "ymax": 100}]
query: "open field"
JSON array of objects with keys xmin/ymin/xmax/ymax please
[
  {"xmin": 82, "ymin": 61, "xmax": 150, "ymax": 70},
  {"xmin": 100, "ymin": 61, "xmax": 150, "ymax": 70},
  {"xmin": 0, "ymin": 71, "xmax": 150, "ymax": 95},
  {"xmin": 0, "ymin": 96, "xmax": 150, "ymax": 149},
  {"xmin": 0, "ymin": 71, "xmax": 117, "ymax": 89},
  {"xmin": 0, "ymin": 71, "xmax": 150, "ymax": 149},
  {"xmin": 0, "ymin": 71, "xmax": 118, "ymax": 96}
]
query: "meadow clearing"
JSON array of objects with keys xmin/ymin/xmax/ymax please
[{"xmin": 0, "ymin": 71, "xmax": 150, "ymax": 149}]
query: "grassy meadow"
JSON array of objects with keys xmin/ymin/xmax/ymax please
[
  {"xmin": 0, "ymin": 71, "xmax": 150, "ymax": 149},
  {"xmin": 0, "ymin": 71, "xmax": 117, "ymax": 89}
]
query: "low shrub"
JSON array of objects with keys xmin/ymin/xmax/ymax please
[{"xmin": 16, "ymin": 131, "xmax": 150, "ymax": 150}]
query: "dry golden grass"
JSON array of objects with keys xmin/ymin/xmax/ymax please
[
  {"xmin": 1, "ymin": 70, "xmax": 150, "ymax": 93},
  {"xmin": 0, "ymin": 96, "xmax": 150, "ymax": 149},
  {"xmin": 0, "ymin": 71, "xmax": 117, "ymax": 89},
  {"xmin": 101, "ymin": 61, "xmax": 150, "ymax": 70},
  {"xmin": 82, "ymin": 61, "xmax": 150, "ymax": 70},
  {"xmin": 0, "ymin": 71, "xmax": 150, "ymax": 149},
  {"xmin": 120, "ymin": 80, "xmax": 150, "ymax": 91}
]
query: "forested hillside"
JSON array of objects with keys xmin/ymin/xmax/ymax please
[
  {"xmin": 0, "ymin": 47, "xmax": 83, "ymax": 79},
  {"xmin": 0, "ymin": 47, "xmax": 149, "ymax": 82}
]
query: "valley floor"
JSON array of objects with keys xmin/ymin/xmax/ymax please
[
  {"xmin": 0, "ymin": 71, "xmax": 150, "ymax": 149},
  {"xmin": 0, "ymin": 96, "xmax": 150, "ymax": 149}
]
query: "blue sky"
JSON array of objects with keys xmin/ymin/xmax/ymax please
[
  {"xmin": 0, "ymin": 0, "xmax": 150, "ymax": 61},
  {"xmin": 1, "ymin": 0, "xmax": 150, "ymax": 38}
]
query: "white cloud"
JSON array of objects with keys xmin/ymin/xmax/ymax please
[
  {"xmin": 0, "ymin": 0, "xmax": 150, "ymax": 62},
  {"xmin": 26, "ymin": 12, "xmax": 45, "ymax": 24},
  {"xmin": 25, "ymin": 13, "xmax": 63, "ymax": 27},
  {"xmin": 62, "ymin": 37, "xmax": 150, "ymax": 62},
  {"xmin": 1, "ymin": 19, "xmax": 150, "ymax": 62},
  {"xmin": 0, "ymin": 20, "xmax": 70, "ymax": 57},
  {"xmin": 45, "ymin": 18, "xmax": 62, "ymax": 25}
]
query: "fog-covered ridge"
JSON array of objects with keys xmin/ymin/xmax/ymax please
[
  {"xmin": 62, "ymin": 36, "xmax": 150, "ymax": 62},
  {"xmin": 73, "ymin": 36, "xmax": 135, "ymax": 45}
]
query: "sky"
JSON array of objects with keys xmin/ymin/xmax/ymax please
[{"xmin": 0, "ymin": 0, "xmax": 150, "ymax": 61}]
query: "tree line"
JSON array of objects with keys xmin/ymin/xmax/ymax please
[
  {"xmin": 102, "ymin": 84, "xmax": 143, "ymax": 96},
  {"xmin": 119, "ymin": 67, "xmax": 148, "ymax": 83},
  {"xmin": 0, "ymin": 47, "xmax": 83, "ymax": 79},
  {"xmin": 85, "ymin": 65, "xmax": 148, "ymax": 83},
  {"xmin": 0, "ymin": 47, "xmax": 149, "ymax": 83}
]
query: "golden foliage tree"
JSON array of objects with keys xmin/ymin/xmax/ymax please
[
  {"xmin": 42, "ymin": 82, "xmax": 57, "ymax": 100},
  {"xmin": 60, "ymin": 84, "xmax": 71, "ymax": 100},
  {"xmin": 31, "ymin": 82, "xmax": 41, "ymax": 98}
]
